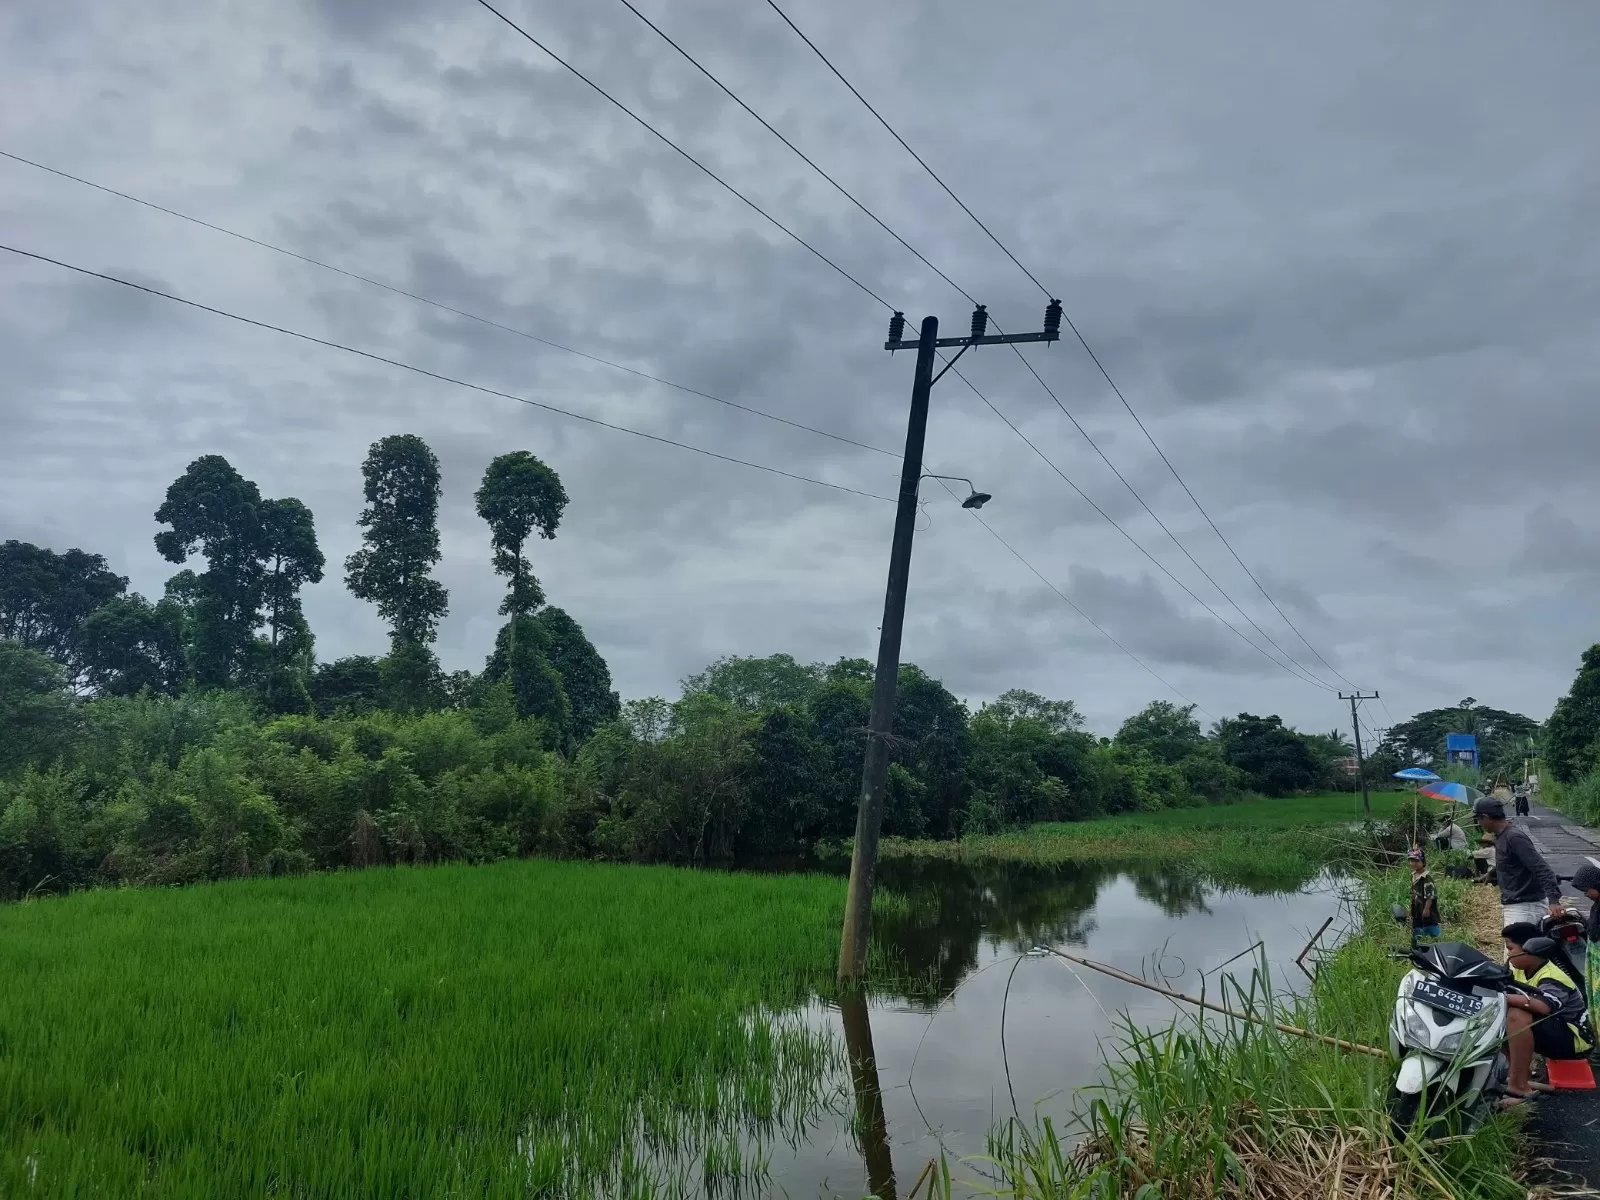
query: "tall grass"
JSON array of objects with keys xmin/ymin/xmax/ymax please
[
  {"xmin": 1546, "ymin": 769, "xmax": 1600, "ymax": 825},
  {"xmin": 0, "ymin": 858, "xmax": 856, "ymax": 1198},
  {"xmin": 970, "ymin": 871, "xmax": 1523, "ymax": 1199},
  {"xmin": 881, "ymin": 792, "xmax": 1435, "ymax": 888}
]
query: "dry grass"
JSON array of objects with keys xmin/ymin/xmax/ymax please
[
  {"xmin": 1460, "ymin": 881, "xmax": 1507, "ymax": 957},
  {"xmin": 1075, "ymin": 1113, "xmax": 1471, "ymax": 1200}
]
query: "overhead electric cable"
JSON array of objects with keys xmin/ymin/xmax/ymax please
[
  {"xmin": 942, "ymin": 359, "xmax": 1339, "ymax": 692},
  {"xmin": 927, "ymin": 478, "xmax": 1212, "ymax": 718},
  {"xmin": 610, "ymin": 1, "xmax": 1343, "ymax": 692},
  {"xmin": 0, "ymin": 243, "xmax": 894, "ymax": 504},
  {"xmin": 761, "ymin": 0, "xmax": 1363, "ymax": 691},
  {"xmin": 468, "ymin": 0, "xmax": 893, "ymax": 310},
  {"xmin": 0, "ymin": 148, "xmax": 898, "ymax": 461}
]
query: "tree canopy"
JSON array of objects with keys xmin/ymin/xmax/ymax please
[
  {"xmin": 345, "ymin": 435, "xmax": 448, "ymax": 648},
  {"xmin": 0, "ymin": 540, "xmax": 128, "ymax": 678},
  {"xmin": 1546, "ymin": 646, "xmax": 1600, "ymax": 783},
  {"xmin": 474, "ymin": 451, "xmax": 567, "ymax": 617}
]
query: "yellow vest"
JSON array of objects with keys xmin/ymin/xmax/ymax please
[{"xmin": 1514, "ymin": 959, "xmax": 1593, "ymax": 1052}]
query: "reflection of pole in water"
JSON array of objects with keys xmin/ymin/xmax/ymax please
[{"xmin": 840, "ymin": 990, "xmax": 897, "ymax": 1199}]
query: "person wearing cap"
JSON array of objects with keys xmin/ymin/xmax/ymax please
[
  {"xmin": 1475, "ymin": 796, "xmax": 1563, "ymax": 928},
  {"xmin": 1501, "ymin": 921, "xmax": 1592, "ymax": 1101},
  {"xmin": 1408, "ymin": 846, "xmax": 1441, "ymax": 938}
]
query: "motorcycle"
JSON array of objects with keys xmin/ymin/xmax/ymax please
[{"xmin": 1386, "ymin": 905, "xmax": 1517, "ymax": 1135}]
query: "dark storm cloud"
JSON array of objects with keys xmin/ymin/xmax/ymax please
[{"xmin": 3, "ymin": 0, "xmax": 1598, "ymax": 733}]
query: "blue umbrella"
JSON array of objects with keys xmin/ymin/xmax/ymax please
[{"xmin": 1394, "ymin": 767, "xmax": 1442, "ymax": 782}]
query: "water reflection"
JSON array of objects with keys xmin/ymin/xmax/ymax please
[
  {"xmin": 763, "ymin": 856, "xmax": 1347, "ymax": 1197},
  {"xmin": 862, "ymin": 856, "xmax": 1312, "ymax": 1006},
  {"xmin": 840, "ymin": 990, "xmax": 897, "ymax": 1200}
]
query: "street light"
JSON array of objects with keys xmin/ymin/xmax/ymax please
[
  {"xmin": 839, "ymin": 302, "xmax": 1059, "ymax": 982},
  {"xmin": 922, "ymin": 473, "xmax": 992, "ymax": 510}
]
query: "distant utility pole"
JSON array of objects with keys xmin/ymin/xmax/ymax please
[
  {"xmin": 1341, "ymin": 691, "xmax": 1380, "ymax": 817},
  {"xmin": 837, "ymin": 300, "xmax": 1061, "ymax": 982}
]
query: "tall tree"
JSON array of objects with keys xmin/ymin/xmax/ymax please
[
  {"xmin": 154, "ymin": 455, "xmax": 269, "ymax": 689},
  {"xmin": 0, "ymin": 541, "xmax": 128, "ymax": 675},
  {"xmin": 474, "ymin": 451, "xmax": 567, "ymax": 616},
  {"xmin": 1381, "ymin": 702, "xmax": 1540, "ymax": 770},
  {"xmin": 1115, "ymin": 700, "xmax": 1203, "ymax": 764},
  {"xmin": 259, "ymin": 497, "xmax": 324, "ymax": 664},
  {"xmin": 1213, "ymin": 713, "xmax": 1318, "ymax": 796},
  {"xmin": 345, "ymin": 435, "xmax": 449, "ymax": 647},
  {"xmin": 484, "ymin": 615, "xmax": 570, "ymax": 735},
  {"xmin": 78, "ymin": 594, "xmax": 188, "ymax": 696},
  {"xmin": 536, "ymin": 606, "xmax": 619, "ymax": 742},
  {"xmin": 0, "ymin": 642, "xmax": 76, "ymax": 777},
  {"xmin": 682, "ymin": 653, "xmax": 825, "ymax": 711},
  {"xmin": 1546, "ymin": 645, "xmax": 1600, "ymax": 783}
]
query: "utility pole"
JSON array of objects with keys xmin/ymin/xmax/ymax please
[
  {"xmin": 1341, "ymin": 690, "xmax": 1380, "ymax": 817},
  {"xmin": 837, "ymin": 300, "xmax": 1061, "ymax": 982}
]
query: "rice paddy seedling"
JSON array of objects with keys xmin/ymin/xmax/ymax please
[{"xmin": 0, "ymin": 857, "xmax": 856, "ymax": 1198}]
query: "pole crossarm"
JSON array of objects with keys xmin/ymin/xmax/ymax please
[{"xmin": 886, "ymin": 329, "xmax": 1058, "ymax": 351}]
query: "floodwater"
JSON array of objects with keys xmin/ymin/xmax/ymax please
[{"xmin": 762, "ymin": 857, "xmax": 1353, "ymax": 1199}]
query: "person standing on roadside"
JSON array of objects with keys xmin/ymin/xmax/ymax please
[{"xmin": 1474, "ymin": 796, "xmax": 1564, "ymax": 928}]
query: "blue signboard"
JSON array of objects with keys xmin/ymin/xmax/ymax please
[{"xmin": 1445, "ymin": 733, "xmax": 1478, "ymax": 769}]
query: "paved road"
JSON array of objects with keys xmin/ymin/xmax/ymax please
[
  {"xmin": 1518, "ymin": 799, "xmax": 1600, "ymax": 1194},
  {"xmin": 1520, "ymin": 800, "xmax": 1600, "ymax": 891}
]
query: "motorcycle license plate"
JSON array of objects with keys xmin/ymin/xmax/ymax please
[{"xmin": 1412, "ymin": 978, "xmax": 1483, "ymax": 1018}]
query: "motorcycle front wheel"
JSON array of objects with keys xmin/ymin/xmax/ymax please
[{"xmin": 1387, "ymin": 1088, "xmax": 1425, "ymax": 1141}]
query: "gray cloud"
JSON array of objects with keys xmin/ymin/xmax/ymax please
[{"xmin": 2, "ymin": 0, "xmax": 1598, "ymax": 736}]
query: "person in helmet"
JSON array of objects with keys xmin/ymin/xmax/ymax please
[
  {"xmin": 1475, "ymin": 796, "xmax": 1563, "ymax": 928},
  {"xmin": 1502, "ymin": 922, "xmax": 1592, "ymax": 1100}
]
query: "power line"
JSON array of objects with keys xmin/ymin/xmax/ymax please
[
  {"xmin": 7, "ymin": 163, "xmax": 1318, "ymax": 701},
  {"xmin": 997, "ymin": 337, "xmax": 1341, "ymax": 690},
  {"xmin": 928, "ymin": 478, "xmax": 1212, "ymax": 719},
  {"xmin": 760, "ymin": 0, "xmax": 1048, "ymax": 297},
  {"xmin": 608, "ymin": 0, "xmax": 977, "ymax": 308},
  {"xmin": 469, "ymin": 0, "xmax": 893, "ymax": 310},
  {"xmin": 0, "ymin": 148, "xmax": 898, "ymax": 462},
  {"xmin": 6, "ymin": 154, "xmax": 1329, "ymax": 696},
  {"xmin": 761, "ymin": 0, "xmax": 1363, "ymax": 692},
  {"xmin": 942, "ymin": 359, "xmax": 1340, "ymax": 692},
  {"xmin": 613, "ymin": 1, "xmax": 1342, "ymax": 693},
  {"xmin": 0, "ymin": 243, "xmax": 895, "ymax": 505}
]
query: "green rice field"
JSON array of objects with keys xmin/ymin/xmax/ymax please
[{"xmin": 0, "ymin": 859, "xmax": 848, "ymax": 1198}]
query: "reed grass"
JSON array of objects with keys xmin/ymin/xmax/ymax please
[
  {"xmin": 0, "ymin": 858, "xmax": 856, "ymax": 1198},
  {"xmin": 966, "ymin": 869, "xmax": 1524, "ymax": 1199}
]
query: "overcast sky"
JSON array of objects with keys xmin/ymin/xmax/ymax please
[{"xmin": 3, "ymin": 0, "xmax": 1597, "ymax": 736}]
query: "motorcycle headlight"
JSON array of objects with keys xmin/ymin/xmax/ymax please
[
  {"xmin": 1436, "ymin": 1031, "xmax": 1462, "ymax": 1056},
  {"xmin": 1404, "ymin": 1011, "xmax": 1431, "ymax": 1046}
]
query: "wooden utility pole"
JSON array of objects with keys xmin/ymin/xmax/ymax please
[
  {"xmin": 837, "ymin": 301, "xmax": 1061, "ymax": 981},
  {"xmin": 1341, "ymin": 690, "xmax": 1380, "ymax": 816}
]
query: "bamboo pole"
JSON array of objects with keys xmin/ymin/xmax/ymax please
[{"xmin": 1034, "ymin": 946, "xmax": 1390, "ymax": 1059}]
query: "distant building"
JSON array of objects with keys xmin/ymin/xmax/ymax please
[
  {"xmin": 1332, "ymin": 756, "xmax": 1360, "ymax": 777},
  {"xmin": 1445, "ymin": 733, "xmax": 1479, "ymax": 769}
]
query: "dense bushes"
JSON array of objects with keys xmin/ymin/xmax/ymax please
[{"xmin": 0, "ymin": 642, "xmax": 1373, "ymax": 899}]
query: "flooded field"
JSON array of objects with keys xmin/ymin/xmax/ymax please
[{"xmin": 765, "ymin": 858, "xmax": 1352, "ymax": 1198}]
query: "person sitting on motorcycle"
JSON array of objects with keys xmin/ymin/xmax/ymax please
[
  {"xmin": 1408, "ymin": 846, "xmax": 1442, "ymax": 938},
  {"xmin": 1570, "ymin": 862, "xmax": 1600, "ymax": 1034},
  {"xmin": 1501, "ymin": 923, "xmax": 1592, "ymax": 1099},
  {"xmin": 1572, "ymin": 862, "xmax": 1600, "ymax": 941}
]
